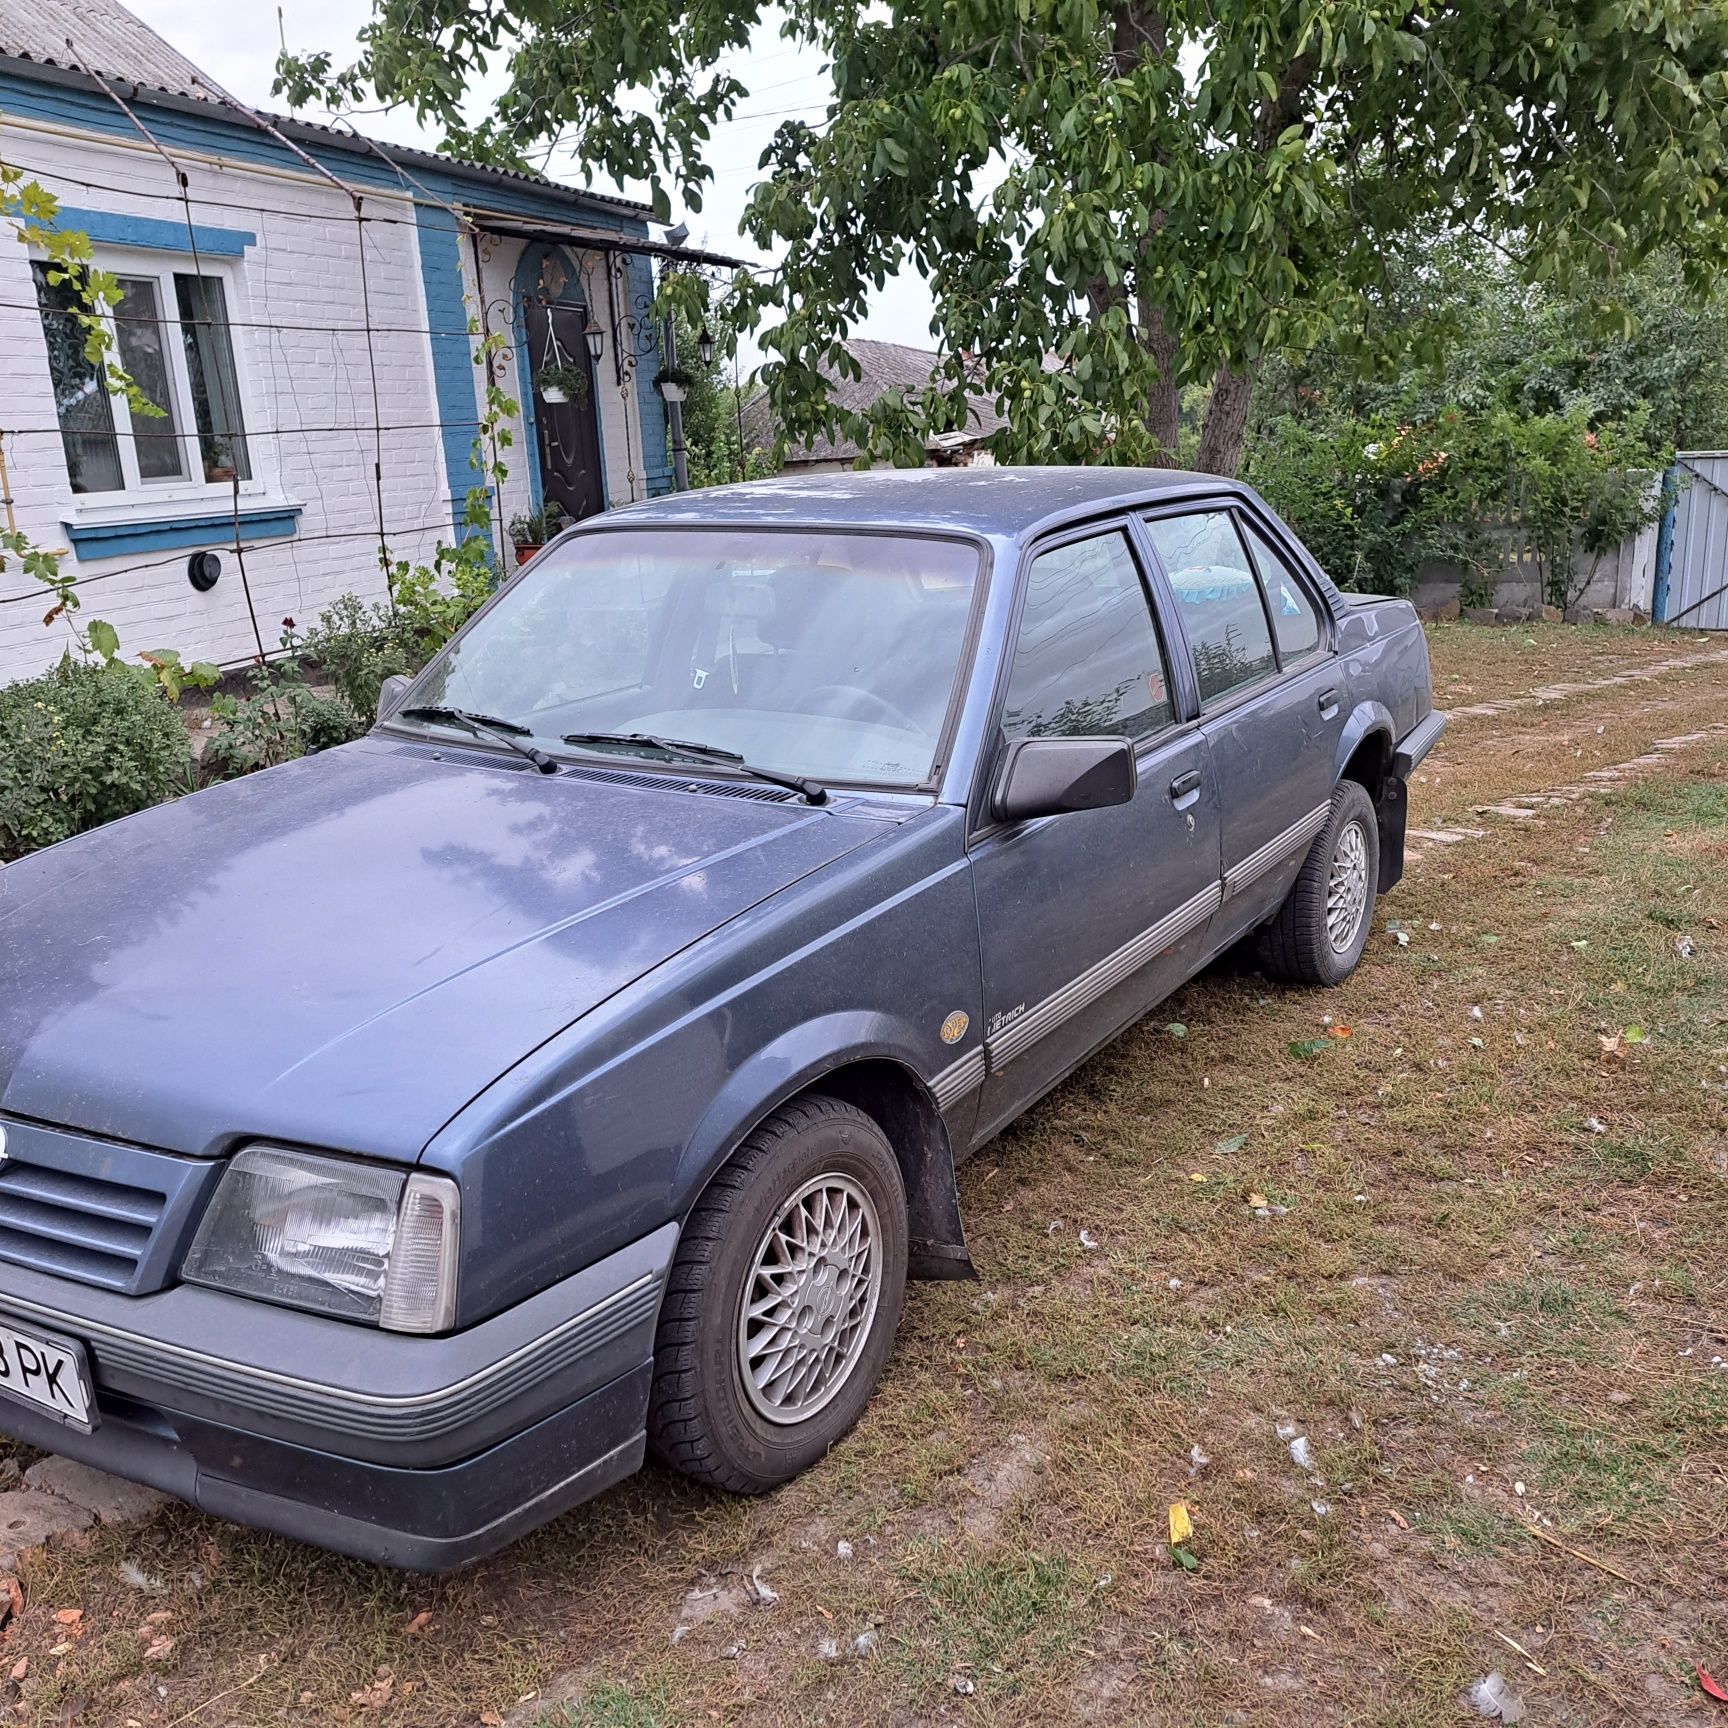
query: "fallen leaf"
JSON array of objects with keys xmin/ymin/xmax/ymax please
[
  {"xmin": 1168, "ymin": 1502, "xmax": 1193, "ymax": 1546},
  {"xmin": 9, "ymin": 1658, "xmax": 25, "ymax": 1682},
  {"xmin": 1188, "ymin": 1172, "xmax": 1207, "ymax": 1183},
  {"xmin": 1598, "ymin": 1032, "xmax": 1624, "ymax": 1060},
  {"xmin": 1387, "ymin": 1509, "xmax": 1409, "ymax": 1530},
  {"xmin": 1288, "ymin": 1037, "xmax": 1333, "ymax": 1060},
  {"xmin": 1699, "ymin": 1664, "xmax": 1728, "ymax": 1703},
  {"xmin": 1247, "ymin": 1191, "xmax": 1269, "ymax": 1209},
  {"xmin": 1165, "ymin": 1023, "xmax": 1187, "ymax": 1038},
  {"xmin": 1623, "ymin": 1024, "xmax": 1647, "ymax": 1043},
  {"xmin": 142, "ymin": 1635, "xmax": 174, "ymax": 1663},
  {"xmin": 405, "ymin": 1611, "xmax": 433, "ymax": 1636},
  {"xmin": 1172, "ymin": 1545, "xmax": 1199, "ymax": 1572},
  {"xmin": 1329, "ymin": 1025, "xmax": 1352, "ymax": 1039},
  {"xmin": 1214, "ymin": 1132, "xmax": 1247, "ymax": 1155}
]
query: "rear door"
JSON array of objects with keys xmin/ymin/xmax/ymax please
[
  {"xmin": 1140, "ymin": 505, "xmax": 1341, "ymax": 937},
  {"xmin": 968, "ymin": 523, "xmax": 1222, "ymax": 1139}
]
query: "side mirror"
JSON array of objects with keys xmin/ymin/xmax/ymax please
[
  {"xmin": 991, "ymin": 735, "xmax": 1136, "ymax": 824},
  {"xmin": 376, "ymin": 673, "xmax": 413, "ymax": 723}
]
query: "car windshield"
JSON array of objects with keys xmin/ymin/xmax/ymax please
[{"xmin": 400, "ymin": 528, "xmax": 983, "ymax": 788}]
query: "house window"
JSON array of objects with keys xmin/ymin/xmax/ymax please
[{"xmin": 32, "ymin": 258, "xmax": 253, "ymax": 496}]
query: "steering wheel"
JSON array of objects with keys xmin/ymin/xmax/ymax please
[{"xmin": 801, "ymin": 684, "xmax": 922, "ymax": 733}]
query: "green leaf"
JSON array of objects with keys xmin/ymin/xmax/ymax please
[
  {"xmin": 1213, "ymin": 1133, "xmax": 1248, "ymax": 1155},
  {"xmin": 1165, "ymin": 1023, "xmax": 1187, "ymax": 1038},
  {"xmin": 1288, "ymin": 1037, "xmax": 1333, "ymax": 1060},
  {"xmin": 85, "ymin": 619, "xmax": 119, "ymax": 661}
]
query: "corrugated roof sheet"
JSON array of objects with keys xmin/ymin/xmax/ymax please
[
  {"xmin": 0, "ymin": 0, "xmax": 651, "ymax": 218},
  {"xmin": 0, "ymin": 0, "xmax": 226, "ymax": 101},
  {"xmin": 742, "ymin": 338, "xmax": 1007, "ymax": 464}
]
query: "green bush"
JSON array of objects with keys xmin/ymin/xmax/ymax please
[
  {"xmin": 201, "ymin": 659, "xmax": 365, "ymax": 783},
  {"xmin": 0, "ymin": 657, "xmax": 194, "ymax": 862}
]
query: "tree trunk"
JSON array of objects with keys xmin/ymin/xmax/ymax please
[
  {"xmin": 1194, "ymin": 361, "xmax": 1259, "ymax": 476},
  {"xmin": 1140, "ymin": 298, "xmax": 1181, "ymax": 462}
]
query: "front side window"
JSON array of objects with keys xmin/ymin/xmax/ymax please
[
  {"xmin": 32, "ymin": 258, "xmax": 253, "ymax": 495},
  {"xmin": 1002, "ymin": 530, "xmax": 1171, "ymax": 742},
  {"xmin": 1242, "ymin": 520, "xmax": 1322, "ymax": 661},
  {"xmin": 406, "ymin": 529, "xmax": 983, "ymax": 787},
  {"xmin": 1144, "ymin": 510, "xmax": 1277, "ymax": 704}
]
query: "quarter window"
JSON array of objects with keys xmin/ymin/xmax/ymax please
[
  {"xmin": 1143, "ymin": 511, "xmax": 1277, "ymax": 704},
  {"xmin": 1002, "ymin": 531, "xmax": 1172, "ymax": 742},
  {"xmin": 32, "ymin": 258, "xmax": 253, "ymax": 496},
  {"xmin": 1243, "ymin": 520, "xmax": 1322, "ymax": 660}
]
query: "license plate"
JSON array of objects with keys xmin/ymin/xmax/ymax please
[{"xmin": 0, "ymin": 1320, "xmax": 96, "ymax": 1430}]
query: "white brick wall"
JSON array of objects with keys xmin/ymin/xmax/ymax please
[{"xmin": 0, "ymin": 118, "xmax": 650, "ymax": 686}]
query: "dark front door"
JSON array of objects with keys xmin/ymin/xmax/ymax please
[
  {"xmin": 969, "ymin": 524, "xmax": 1223, "ymax": 1139},
  {"xmin": 524, "ymin": 294, "xmax": 605, "ymax": 524}
]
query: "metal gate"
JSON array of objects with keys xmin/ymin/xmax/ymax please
[{"xmin": 1656, "ymin": 452, "xmax": 1728, "ymax": 628}]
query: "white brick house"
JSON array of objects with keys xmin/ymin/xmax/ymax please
[{"xmin": 0, "ymin": 0, "xmax": 702, "ymax": 686}]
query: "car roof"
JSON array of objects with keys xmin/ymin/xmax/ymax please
[{"xmin": 590, "ymin": 465, "xmax": 1251, "ymax": 541}]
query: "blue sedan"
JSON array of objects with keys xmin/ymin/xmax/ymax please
[{"xmin": 0, "ymin": 468, "xmax": 1444, "ymax": 1567}]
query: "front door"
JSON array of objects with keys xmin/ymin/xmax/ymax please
[
  {"xmin": 969, "ymin": 524, "xmax": 1223, "ymax": 1140},
  {"xmin": 1142, "ymin": 506, "xmax": 1342, "ymax": 936},
  {"xmin": 523, "ymin": 293, "xmax": 605, "ymax": 524}
]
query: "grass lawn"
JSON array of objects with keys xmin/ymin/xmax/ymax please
[{"xmin": 4, "ymin": 622, "xmax": 1727, "ymax": 1727}]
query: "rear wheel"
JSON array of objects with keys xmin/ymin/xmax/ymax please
[
  {"xmin": 1257, "ymin": 780, "xmax": 1380, "ymax": 987},
  {"xmin": 648, "ymin": 1095, "xmax": 909, "ymax": 1494}
]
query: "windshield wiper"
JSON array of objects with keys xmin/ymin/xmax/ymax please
[
  {"xmin": 560, "ymin": 731, "xmax": 827, "ymax": 805},
  {"xmin": 397, "ymin": 706, "xmax": 559, "ymax": 774}
]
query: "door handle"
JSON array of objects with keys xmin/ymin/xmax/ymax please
[
  {"xmin": 1318, "ymin": 687, "xmax": 1340, "ymax": 714},
  {"xmin": 1169, "ymin": 769, "xmax": 1201, "ymax": 802}
]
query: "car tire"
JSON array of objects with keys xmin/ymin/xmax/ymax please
[
  {"xmin": 647, "ymin": 1094, "xmax": 909, "ymax": 1495},
  {"xmin": 1256, "ymin": 779, "xmax": 1380, "ymax": 987}
]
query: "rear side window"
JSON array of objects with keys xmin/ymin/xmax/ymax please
[
  {"xmin": 1143, "ymin": 511, "xmax": 1276, "ymax": 704},
  {"xmin": 1243, "ymin": 520, "xmax": 1323, "ymax": 661},
  {"xmin": 1002, "ymin": 530, "xmax": 1172, "ymax": 741}
]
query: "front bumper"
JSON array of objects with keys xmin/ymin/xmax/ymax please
[{"xmin": 0, "ymin": 1221, "xmax": 678, "ymax": 1569}]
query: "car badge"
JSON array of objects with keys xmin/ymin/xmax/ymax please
[{"xmin": 939, "ymin": 1011, "xmax": 970, "ymax": 1045}]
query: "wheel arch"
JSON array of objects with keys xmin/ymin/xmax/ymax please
[
  {"xmin": 1335, "ymin": 702, "xmax": 1404, "ymax": 892},
  {"xmin": 673, "ymin": 1019, "xmax": 974, "ymax": 1283}
]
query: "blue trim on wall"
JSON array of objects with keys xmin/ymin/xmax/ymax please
[
  {"xmin": 414, "ymin": 202, "xmax": 479, "ymax": 540},
  {"xmin": 25, "ymin": 204, "xmax": 252, "ymax": 255},
  {"xmin": 62, "ymin": 505, "xmax": 302, "ymax": 560},
  {"xmin": 630, "ymin": 252, "xmax": 672, "ymax": 498}
]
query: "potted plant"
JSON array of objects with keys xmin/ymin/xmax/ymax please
[
  {"xmin": 507, "ymin": 501, "xmax": 567, "ymax": 566},
  {"xmin": 201, "ymin": 433, "xmax": 237, "ymax": 484},
  {"xmin": 537, "ymin": 359, "xmax": 587, "ymax": 406},
  {"xmin": 653, "ymin": 363, "xmax": 696, "ymax": 404}
]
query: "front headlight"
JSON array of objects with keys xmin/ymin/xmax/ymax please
[{"xmin": 182, "ymin": 1147, "xmax": 459, "ymax": 1333}]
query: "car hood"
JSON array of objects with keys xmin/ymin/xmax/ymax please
[{"xmin": 0, "ymin": 740, "xmax": 883, "ymax": 1158}]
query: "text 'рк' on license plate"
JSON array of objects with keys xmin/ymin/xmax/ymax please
[{"xmin": 0, "ymin": 1320, "xmax": 96, "ymax": 1429}]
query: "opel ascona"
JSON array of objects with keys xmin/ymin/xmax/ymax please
[{"xmin": 0, "ymin": 468, "xmax": 1444, "ymax": 1567}]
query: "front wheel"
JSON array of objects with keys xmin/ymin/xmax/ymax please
[
  {"xmin": 1257, "ymin": 780, "xmax": 1380, "ymax": 987},
  {"xmin": 647, "ymin": 1095, "xmax": 909, "ymax": 1494}
]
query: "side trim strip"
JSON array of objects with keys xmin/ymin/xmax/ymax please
[
  {"xmin": 929, "ymin": 1048, "xmax": 986, "ymax": 1112},
  {"xmin": 1222, "ymin": 803, "xmax": 1329, "ymax": 901},
  {"xmin": 985, "ymin": 882, "xmax": 1222, "ymax": 1073}
]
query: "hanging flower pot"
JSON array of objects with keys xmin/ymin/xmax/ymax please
[{"xmin": 537, "ymin": 359, "xmax": 587, "ymax": 407}]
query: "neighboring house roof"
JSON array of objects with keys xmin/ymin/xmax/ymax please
[
  {"xmin": 741, "ymin": 338, "xmax": 1007, "ymax": 465},
  {"xmin": 0, "ymin": 0, "xmax": 652, "ymax": 220}
]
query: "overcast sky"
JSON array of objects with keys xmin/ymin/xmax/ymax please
[{"xmin": 123, "ymin": 0, "xmax": 940, "ymax": 358}]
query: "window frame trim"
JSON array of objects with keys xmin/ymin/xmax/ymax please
[
  {"xmin": 1135, "ymin": 500, "xmax": 1290, "ymax": 719},
  {"xmin": 968, "ymin": 513, "xmax": 1194, "ymax": 841},
  {"xmin": 30, "ymin": 244, "xmax": 264, "ymax": 510},
  {"xmin": 1231, "ymin": 504, "xmax": 1336, "ymax": 672}
]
